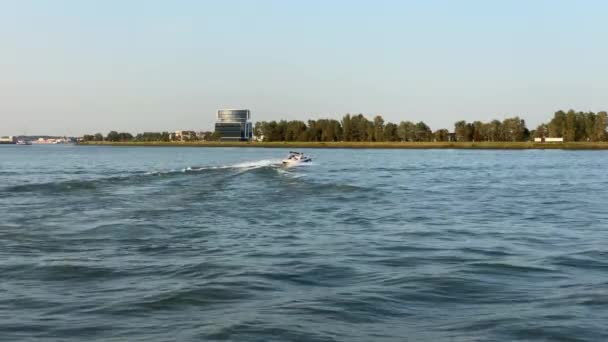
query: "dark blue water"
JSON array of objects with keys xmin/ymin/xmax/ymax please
[{"xmin": 1, "ymin": 145, "xmax": 607, "ymax": 341}]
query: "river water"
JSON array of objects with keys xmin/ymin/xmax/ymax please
[{"xmin": 1, "ymin": 145, "xmax": 607, "ymax": 341}]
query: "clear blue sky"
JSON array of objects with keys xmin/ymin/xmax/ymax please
[{"xmin": 1, "ymin": 0, "xmax": 607, "ymax": 135}]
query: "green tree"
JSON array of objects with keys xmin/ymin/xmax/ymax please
[
  {"xmin": 160, "ymin": 132, "xmax": 170, "ymax": 142},
  {"xmin": 117, "ymin": 132, "xmax": 133, "ymax": 141},
  {"xmin": 397, "ymin": 121, "xmax": 408, "ymax": 141},
  {"xmin": 583, "ymin": 112, "xmax": 595, "ymax": 141},
  {"xmin": 488, "ymin": 120, "xmax": 502, "ymax": 141},
  {"xmin": 253, "ymin": 122, "xmax": 264, "ymax": 139},
  {"xmin": 199, "ymin": 131, "xmax": 213, "ymax": 141},
  {"xmin": 404, "ymin": 121, "xmax": 417, "ymax": 141},
  {"xmin": 534, "ymin": 124, "xmax": 548, "ymax": 138},
  {"xmin": 106, "ymin": 131, "xmax": 119, "ymax": 142},
  {"xmin": 548, "ymin": 110, "xmax": 566, "ymax": 137},
  {"xmin": 270, "ymin": 121, "xmax": 283, "ymax": 141},
  {"xmin": 501, "ymin": 117, "xmax": 527, "ymax": 141},
  {"xmin": 414, "ymin": 121, "xmax": 432, "ymax": 141},
  {"xmin": 350, "ymin": 114, "xmax": 370, "ymax": 142},
  {"xmin": 320, "ymin": 119, "xmax": 342, "ymax": 142},
  {"xmin": 396, "ymin": 121, "xmax": 414, "ymax": 142},
  {"xmin": 479, "ymin": 122, "xmax": 492, "ymax": 141},
  {"xmin": 564, "ymin": 110, "xmax": 576, "ymax": 141},
  {"xmin": 454, "ymin": 121, "xmax": 468, "ymax": 142},
  {"xmin": 213, "ymin": 131, "xmax": 222, "ymax": 141},
  {"xmin": 472, "ymin": 121, "xmax": 483, "ymax": 141},
  {"xmin": 342, "ymin": 114, "xmax": 352, "ymax": 141},
  {"xmin": 333, "ymin": 119, "xmax": 344, "ymax": 141},
  {"xmin": 384, "ymin": 123, "xmax": 399, "ymax": 141},
  {"xmin": 285, "ymin": 121, "xmax": 307, "ymax": 141},
  {"xmin": 305, "ymin": 120, "xmax": 319, "ymax": 141},
  {"xmin": 373, "ymin": 115, "xmax": 385, "ymax": 142},
  {"xmin": 434, "ymin": 129, "xmax": 449, "ymax": 142},
  {"xmin": 271, "ymin": 120, "xmax": 286, "ymax": 141},
  {"xmin": 594, "ymin": 112, "xmax": 607, "ymax": 141}
]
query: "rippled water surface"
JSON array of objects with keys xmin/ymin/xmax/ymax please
[{"xmin": 1, "ymin": 145, "xmax": 607, "ymax": 341}]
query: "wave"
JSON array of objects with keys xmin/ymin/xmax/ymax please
[
  {"xmin": 2, "ymin": 156, "xmax": 370, "ymax": 211},
  {"xmin": 251, "ymin": 263, "xmax": 360, "ymax": 288},
  {"xmin": 2, "ymin": 159, "xmax": 284, "ymax": 194},
  {"xmin": 386, "ymin": 275, "xmax": 530, "ymax": 305},
  {"xmin": 203, "ymin": 320, "xmax": 334, "ymax": 341},
  {"xmin": 465, "ymin": 262, "xmax": 559, "ymax": 276},
  {"xmin": 3, "ymin": 173, "xmax": 154, "ymax": 194},
  {"xmin": 548, "ymin": 251, "xmax": 608, "ymax": 270},
  {"xmin": 133, "ymin": 284, "xmax": 255, "ymax": 310},
  {"xmin": 279, "ymin": 293, "xmax": 412, "ymax": 324},
  {"xmin": 1, "ymin": 262, "xmax": 127, "ymax": 281}
]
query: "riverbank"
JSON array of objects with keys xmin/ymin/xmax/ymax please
[{"xmin": 77, "ymin": 141, "xmax": 608, "ymax": 149}]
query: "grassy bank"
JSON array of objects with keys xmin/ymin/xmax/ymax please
[{"xmin": 77, "ymin": 141, "xmax": 608, "ymax": 150}]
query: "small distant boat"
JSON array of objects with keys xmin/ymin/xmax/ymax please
[
  {"xmin": 282, "ymin": 151, "xmax": 312, "ymax": 166},
  {"xmin": 16, "ymin": 140, "xmax": 32, "ymax": 145}
]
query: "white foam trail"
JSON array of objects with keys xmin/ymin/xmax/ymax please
[
  {"xmin": 184, "ymin": 159, "xmax": 281, "ymax": 173},
  {"xmin": 230, "ymin": 159, "xmax": 281, "ymax": 169},
  {"xmin": 145, "ymin": 170, "xmax": 178, "ymax": 176},
  {"xmin": 282, "ymin": 161, "xmax": 315, "ymax": 168}
]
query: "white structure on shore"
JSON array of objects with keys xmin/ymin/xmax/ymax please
[
  {"xmin": 534, "ymin": 137, "xmax": 564, "ymax": 143},
  {"xmin": 0, "ymin": 136, "xmax": 16, "ymax": 144},
  {"xmin": 33, "ymin": 137, "xmax": 72, "ymax": 144},
  {"xmin": 170, "ymin": 130, "xmax": 197, "ymax": 141}
]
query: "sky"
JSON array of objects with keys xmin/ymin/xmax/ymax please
[{"xmin": 1, "ymin": 0, "xmax": 607, "ymax": 136}]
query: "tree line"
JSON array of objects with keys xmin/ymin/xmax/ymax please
[
  {"xmin": 82, "ymin": 131, "xmax": 134, "ymax": 142},
  {"xmin": 82, "ymin": 131, "xmax": 217, "ymax": 142},
  {"xmin": 535, "ymin": 110, "xmax": 608, "ymax": 142},
  {"xmin": 255, "ymin": 111, "xmax": 607, "ymax": 142},
  {"xmin": 82, "ymin": 109, "xmax": 607, "ymax": 143},
  {"xmin": 254, "ymin": 115, "xmax": 440, "ymax": 142},
  {"xmin": 255, "ymin": 114, "xmax": 535, "ymax": 142},
  {"xmin": 452, "ymin": 117, "xmax": 529, "ymax": 142}
]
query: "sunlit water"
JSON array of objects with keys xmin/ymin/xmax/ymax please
[{"xmin": 1, "ymin": 145, "xmax": 607, "ymax": 341}]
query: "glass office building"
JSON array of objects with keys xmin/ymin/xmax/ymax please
[{"xmin": 214, "ymin": 109, "xmax": 252, "ymax": 141}]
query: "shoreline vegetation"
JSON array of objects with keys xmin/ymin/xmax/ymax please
[
  {"xmin": 77, "ymin": 141, "xmax": 608, "ymax": 150},
  {"xmin": 81, "ymin": 110, "xmax": 608, "ymax": 147}
]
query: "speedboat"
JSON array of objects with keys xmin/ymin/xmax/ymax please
[
  {"xmin": 16, "ymin": 140, "xmax": 32, "ymax": 145},
  {"xmin": 282, "ymin": 151, "xmax": 312, "ymax": 166}
]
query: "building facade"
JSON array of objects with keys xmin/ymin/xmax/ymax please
[
  {"xmin": 215, "ymin": 109, "xmax": 252, "ymax": 141},
  {"xmin": 0, "ymin": 136, "xmax": 16, "ymax": 144}
]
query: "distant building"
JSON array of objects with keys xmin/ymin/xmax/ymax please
[
  {"xmin": 215, "ymin": 109, "xmax": 252, "ymax": 141},
  {"xmin": 534, "ymin": 137, "xmax": 564, "ymax": 143},
  {"xmin": 0, "ymin": 136, "xmax": 16, "ymax": 144},
  {"xmin": 32, "ymin": 137, "xmax": 72, "ymax": 144},
  {"xmin": 170, "ymin": 130, "xmax": 197, "ymax": 142}
]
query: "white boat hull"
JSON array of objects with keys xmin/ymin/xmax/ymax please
[{"xmin": 282, "ymin": 158, "xmax": 312, "ymax": 166}]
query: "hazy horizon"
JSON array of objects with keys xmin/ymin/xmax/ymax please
[{"xmin": 2, "ymin": 0, "xmax": 607, "ymax": 136}]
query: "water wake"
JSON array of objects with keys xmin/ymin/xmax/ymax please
[
  {"xmin": 2, "ymin": 159, "xmax": 286, "ymax": 194},
  {"xmin": 185, "ymin": 159, "xmax": 281, "ymax": 172}
]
